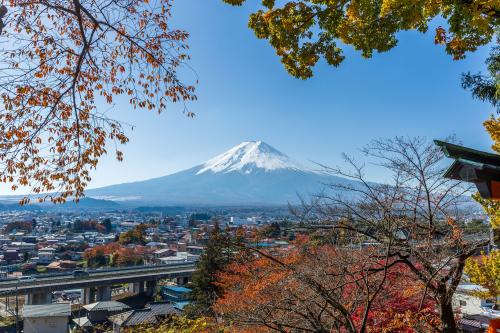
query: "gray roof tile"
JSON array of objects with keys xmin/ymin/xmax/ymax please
[{"xmin": 22, "ymin": 303, "xmax": 71, "ymax": 318}]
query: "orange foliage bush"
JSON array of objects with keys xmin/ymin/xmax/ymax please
[{"xmin": 215, "ymin": 243, "xmax": 440, "ymax": 333}]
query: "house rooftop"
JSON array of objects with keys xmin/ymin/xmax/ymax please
[
  {"xmin": 109, "ymin": 302, "xmax": 179, "ymax": 327},
  {"xmin": 83, "ymin": 300, "xmax": 130, "ymax": 312},
  {"xmin": 456, "ymin": 283, "xmax": 488, "ymax": 293},
  {"xmin": 173, "ymin": 301, "xmax": 190, "ymax": 310},
  {"xmin": 72, "ymin": 316, "xmax": 92, "ymax": 327},
  {"xmin": 164, "ymin": 286, "xmax": 192, "ymax": 293},
  {"xmin": 22, "ymin": 303, "xmax": 71, "ymax": 318},
  {"xmin": 147, "ymin": 242, "xmax": 167, "ymax": 247}
]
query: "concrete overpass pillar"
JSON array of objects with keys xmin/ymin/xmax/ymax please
[
  {"xmin": 176, "ymin": 276, "xmax": 189, "ymax": 286},
  {"xmin": 83, "ymin": 287, "xmax": 96, "ymax": 304},
  {"xmin": 25, "ymin": 292, "xmax": 51, "ymax": 305},
  {"xmin": 146, "ymin": 280, "xmax": 157, "ymax": 297},
  {"xmin": 128, "ymin": 282, "xmax": 144, "ymax": 294},
  {"xmin": 96, "ymin": 286, "xmax": 111, "ymax": 301}
]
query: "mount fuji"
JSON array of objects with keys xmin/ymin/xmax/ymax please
[{"xmin": 86, "ymin": 141, "xmax": 355, "ymax": 206}]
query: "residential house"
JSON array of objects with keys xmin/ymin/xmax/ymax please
[
  {"xmin": 186, "ymin": 246, "xmax": 204, "ymax": 255},
  {"xmin": 453, "ymin": 283, "xmax": 500, "ymax": 332},
  {"xmin": 0, "ymin": 238, "xmax": 12, "ymax": 246},
  {"xmin": 72, "ymin": 301, "xmax": 131, "ymax": 330},
  {"xmin": 47, "ymin": 260, "xmax": 77, "ymax": 272},
  {"xmin": 22, "ymin": 236, "xmax": 37, "ymax": 244},
  {"xmin": 453, "ymin": 284, "xmax": 499, "ymax": 316},
  {"xmin": 11, "ymin": 242, "xmax": 36, "ymax": 252},
  {"xmin": 153, "ymin": 248, "xmax": 175, "ymax": 262},
  {"xmin": 23, "ymin": 303, "xmax": 71, "ymax": 333},
  {"xmin": 161, "ymin": 286, "xmax": 192, "ymax": 310},
  {"xmin": 109, "ymin": 302, "xmax": 180, "ymax": 333},
  {"xmin": 37, "ymin": 247, "xmax": 56, "ymax": 264},
  {"xmin": 158, "ymin": 252, "xmax": 199, "ymax": 265},
  {"xmin": 2, "ymin": 249, "xmax": 20, "ymax": 263},
  {"xmin": 95, "ymin": 235, "xmax": 116, "ymax": 245}
]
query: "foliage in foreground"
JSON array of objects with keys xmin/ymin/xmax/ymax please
[
  {"xmin": 464, "ymin": 39, "xmax": 499, "ymax": 168},
  {"xmin": 123, "ymin": 317, "xmax": 211, "ymax": 333},
  {"xmin": 465, "ymin": 249, "xmax": 500, "ymax": 303},
  {"xmin": 213, "ymin": 137, "xmax": 488, "ymax": 333},
  {"xmin": 215, "ymin": 241, "xmax": 440, "ymax": 333},
  {"xmin": 223, "ymin": 0, "xmax": 498, "ymax": 79},
  {"xmin": 0, "ymin": 1, "xmax": 196, "ymax": 203},
  {"xmin": 460, "ymin": 18, "xmax": 500, "ymax": 316}
]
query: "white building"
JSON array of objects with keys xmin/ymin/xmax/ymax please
[
  {"xmin": 23, "ymin": 303, "xmax": 70, "ymax": 333},
  {"xmin": 37, "ymin": 247, "xmax": 56, "ymax": 264},
  {"xmin": 453, "ymin": 283, "xmax": 499, "ymax": 315},
  {"xmin": 158, "ymin": 252, "xmax": 199, "ymax": 265},
  {"xmin": 11, "ymin": 241, "xmax": 36, "ymax": 252},
  {"xmin": 95, "ymin": 235, "xmax": 116, "ymax": 244}
]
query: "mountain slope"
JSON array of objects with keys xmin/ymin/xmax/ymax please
[
  {"xmin": 196, "ymin": 140, "xmax": 305, "ymax": 174},
  {"xmin": 86, "ymin": 141, "xmax": 355, "ymax": 205}
]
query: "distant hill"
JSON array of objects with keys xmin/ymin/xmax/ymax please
[
  {"xmin": 134, "ymin": 206, "xmax": 187, "ymax": 214},
  {"xmin": 0, "ymin": 197, "xmax": 120, "ymax": 211},
  {"xmin": 0, "ymin": 201, "xmax": 42, "ymax": 211},
  {"xmin": 48, "ymin": 197, "xmax": 121, "ymax": 211}
]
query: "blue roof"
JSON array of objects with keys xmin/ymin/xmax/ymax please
[
  {"xmin": 249, "ymin": 243, "xmax": 273, "ymax": 247},
  {"xmin": 163, "ymin": 286, "xmax": 192, "ymax": 293},
  {"xmin": 173, "ymin": 301, "xmax": 190, "ymax": 310}
]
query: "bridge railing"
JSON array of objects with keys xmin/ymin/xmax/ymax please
[{"xmin": 0, "ymin": 261, "xmax": 196, "ymax": 283}]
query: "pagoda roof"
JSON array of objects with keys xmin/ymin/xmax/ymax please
[
  {"xmin": 435, "ymin": 140, "xmax": 500, "ymax": 199},
  {"xmin": 435, "ymin": 140, "xmax": 500, "ymax": 165}
]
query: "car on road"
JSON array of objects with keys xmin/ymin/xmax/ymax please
[
  {"xmin": 17, "ymin": 276, "xmax": 36, "ymax": 283},
  {"xmin": 72, "ymin": 270, "xmax": 89, "ymax": 278}
]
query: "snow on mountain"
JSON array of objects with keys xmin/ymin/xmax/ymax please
[
  {"xmin": 196, "ymin": 140, "xmax": 306, "ymax": 175},
  {"xmin": 86, "ymin": 140, "xmax": 354, "ymax": 205}
]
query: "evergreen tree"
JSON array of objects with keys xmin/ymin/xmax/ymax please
[
  {"xmin": 185, "ymin": 223, "xmax": 237, "ymax": 317},
  {"xmin": 461, "ymin": 42, "xmax": 499, "ymax": 111},
  {"xmin": 259, "ymin": 222, "xmax": 281, "ymax": 238},
  {"xmin": 101, "ymin": 218, "xmax": 113, "ymax": 233}
]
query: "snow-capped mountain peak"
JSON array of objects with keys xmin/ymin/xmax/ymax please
[
  {"xmin": 196, "ymin": 141, "xmax": 306, "ymax": 175},
  {"xmin": 85, "ymin": 139, "xmax": 355, "ymax": 205}
]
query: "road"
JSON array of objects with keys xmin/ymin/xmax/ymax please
[{"xmin": 0, "ymin": 263, "xmax": 196, "ymax": 296}]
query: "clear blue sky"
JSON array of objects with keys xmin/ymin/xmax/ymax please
[{"xmin": 1, "ymin": 0, "xmax": 496, "ymax": 195}]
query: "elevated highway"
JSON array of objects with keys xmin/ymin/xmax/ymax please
[{"xmin": 0, "ymin": 263, "xmax": 196, "ymax": 304}]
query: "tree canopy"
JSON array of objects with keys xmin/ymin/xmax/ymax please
[
  {"xmin": 462, "ymin": 42, "xmax": 499, "ymax": 110},
  {"xmin": 124, "ymin": 317, "xmax": 210, "ymax": 333},
  {"xmin": 215, "ymin": 242, "xmax": 440, "ymax": 332},
  {"xmin": 119, "ymin": 223, "xmax": 148, "ymax": 245},
  {"xmin": 296, "ymin": 137, "xmax": 488, "ymax": 332},
  {"xmin": 223, "ymin": 0, "xmax": 498, "ymax": 79},
  {"xmin": 0, "ymin": 0, "xmax": 196, "ymax": 203},
  {"xmin": 465, "ymin": 250, "xmax": 500, "ymax": 303}
]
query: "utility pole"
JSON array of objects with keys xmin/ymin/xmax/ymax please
[
  {"xmin": 15, "ymin": 281, "xmax": 19, "ymax": 333},
  {"xmin": 0, "ymin": 6, "xmax": 6, "ymax": 35}
]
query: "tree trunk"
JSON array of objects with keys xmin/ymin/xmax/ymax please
[{"xmin": 439, "ymin": 298, "xmax": 458, "ymax": 333}]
